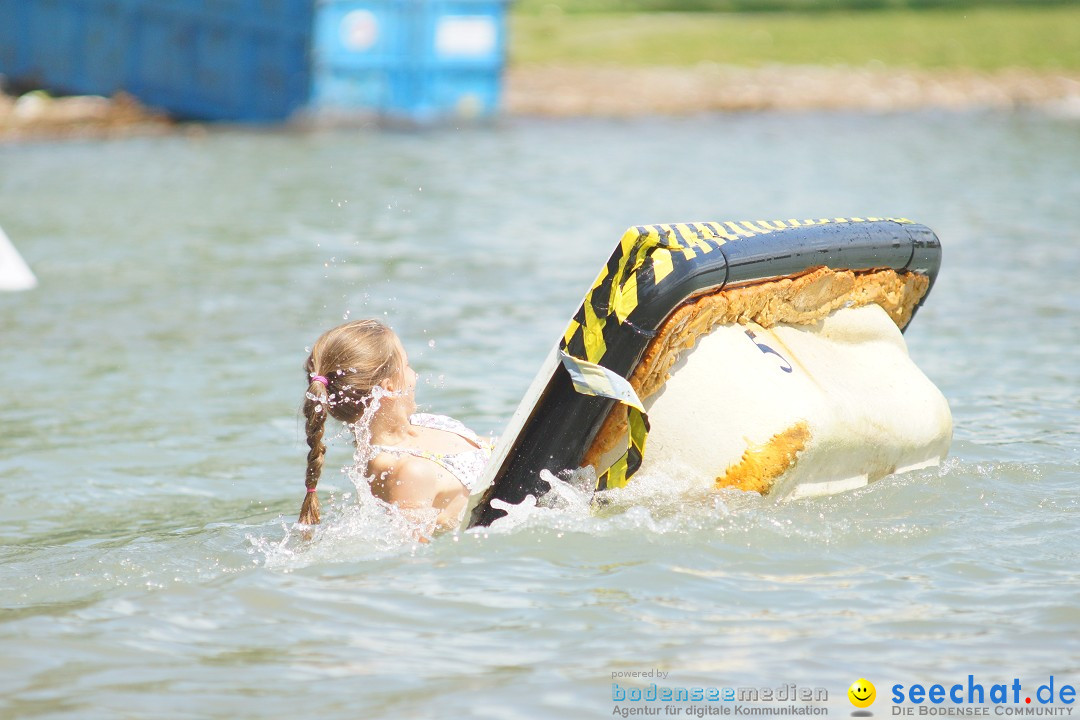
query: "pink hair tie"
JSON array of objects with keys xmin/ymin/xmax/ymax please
[
  {"xmin": 306, "ymin": 487, "xmax": 317, "ymax": 493},
  {"xmin": 311, "ymin": 375, "xmax": 329, "ymax": 387}
]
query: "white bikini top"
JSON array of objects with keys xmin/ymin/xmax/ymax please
[{"xmin": 370, "ymin": 413, "xmax": 493, "ymax": 492}]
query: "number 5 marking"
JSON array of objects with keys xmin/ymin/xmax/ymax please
[{"xmin": 744, "ymin": 329, "xmax": 793, "ymax": 374}]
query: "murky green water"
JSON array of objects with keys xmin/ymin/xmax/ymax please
[{"xmin": 1, "ymin": 110, "xmax": 1078, "ymax": 719}]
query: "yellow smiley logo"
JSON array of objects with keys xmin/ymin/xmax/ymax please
[{"xmin": 848, "ymin": 679, "xmax": 876, "ymax": 708}]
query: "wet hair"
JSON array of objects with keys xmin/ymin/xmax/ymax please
[{"xmin": 298, "ymin": 319, "xmax": 402, "ymax": 525}]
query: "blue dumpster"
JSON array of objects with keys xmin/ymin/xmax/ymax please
[
  {"xmin": 312, "ymin": 0, "xmax": 506, "ymax": 121},
  {"xmin": 0, "ymin": 0, "xmax": 508, "ymax": 122}
]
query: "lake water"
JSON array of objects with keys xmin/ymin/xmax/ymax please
[{"xmin": 1, "ymin": 109, "xmax": 1078, "ymax": 719}]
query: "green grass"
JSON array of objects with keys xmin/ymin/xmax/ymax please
[
  {"xmin": 509, "ymin": 6, "xmax": 1080, "ymax": 71},
  {"xmin": 513, "ymin": 0, "xmax": 1075, "ymax": 13}
]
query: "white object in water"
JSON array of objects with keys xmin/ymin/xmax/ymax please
[
  {"xmin": 0, "ymin": 224, "xmax": 37, "ymax": 291},
  {"xmin": 630, "ymin": 303, "xmax": 953, "ymax": 499}
]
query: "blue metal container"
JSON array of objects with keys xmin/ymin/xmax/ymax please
[
  {"xmin": 311, "ymin": 0, "xmax": 414, "ymax": 116},
  {"xmin": 420, "ymin": 0, "xmax": 507, "ymax": 119},
  {"xmin": 311, "ymin": 0, "xmax": 506, "ymax": 121},
  {"xmin": 0, "ymin": 0, "xmax": 507, "ymax": 122},
  {"xmin": 0, "ymin": 0, "xmax": 314, "ymax": 121}
]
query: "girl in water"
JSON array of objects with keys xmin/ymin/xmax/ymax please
[{"xmin": 297, "ymin": 319, "xmax": 492, "ymax": 533}]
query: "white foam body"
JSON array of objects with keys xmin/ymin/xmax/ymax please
[{"xmin": 632, "ymin": 304, "xmax": 953, "ymax": 499}]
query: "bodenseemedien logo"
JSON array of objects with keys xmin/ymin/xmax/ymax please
[{"xmin": 608, "ymin": 677, "xmax": 829, "ymax": 717}]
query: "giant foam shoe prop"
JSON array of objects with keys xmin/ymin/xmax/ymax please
[{"xmin": 464, "ymin": 219, "xmax": 952, "ymax": 529}]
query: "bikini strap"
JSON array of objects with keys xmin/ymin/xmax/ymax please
[
  {"xmin": 409, "ymin": 413, "xmax": 482, "ymax": 446},
  {"xmin": 373, "ymin": 445, "xmax": 440, "ymax": 463},
  {"xmin": 370, "ymin": 444, "xmax": 477, "ymax": 491}
]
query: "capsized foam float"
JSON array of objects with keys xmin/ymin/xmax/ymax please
[{"xmin": 464, "ymin": 218, "xmax": 951, "ymax": 529}]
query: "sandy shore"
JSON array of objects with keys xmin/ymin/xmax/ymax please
[
  {"xmin": 3, "ymin": 65, "xmax": 1078, "ymax": 142},
  {"xmin": 505, "ymin": 64, "xmax": 1080, "ymax": 115},
  {"xmin": 0, "ymin": 91, "xmax": 172, "ymax": 143}
]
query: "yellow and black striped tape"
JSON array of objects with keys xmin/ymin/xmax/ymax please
[
  {"xmin": 558, "ymin": 351, "xmax": 650, "ymax": 490},
  {"xmin": 559, "ymin": 218, "xmax": 910, "ymax": 491}
]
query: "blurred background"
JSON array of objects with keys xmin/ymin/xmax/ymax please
[{"xmin": 1, "ymin": 0, "xmax": 1078, "ymax": 135}]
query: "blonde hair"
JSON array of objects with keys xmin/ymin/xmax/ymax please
[{"xmin": 298, "ymin": 319, "xmax": 402, "ymax": 525}]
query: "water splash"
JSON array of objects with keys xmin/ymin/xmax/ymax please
[
  {"xmin": 254, "ymin": 396, "xmax": 973, "ymax": 566},
  {"xmin": 467, "ymin": 460, "xmax": 969, "ymax": 546},
  {"xmin": 248, "ymin": 385, "xmax": 439, "ymax": 568},
  {"xmin": 247, "ymin": 490, "xmax": 431, "ymax": 570},
  {"xmin": 473, "ymin": 462, "xmax": 734, "ymax": 535},
  {"xmin": 347, "ymin": 383, "xmax": 392, "ymax": 476}
]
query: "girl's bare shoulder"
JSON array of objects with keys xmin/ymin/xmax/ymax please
[{"xmin": 368, "ymin": 452, "xmax": 439, "ymax": 503}]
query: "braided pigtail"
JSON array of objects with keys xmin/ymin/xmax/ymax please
[
  {"xmin": 296, "ymin": 319, "xmax": 403, "ymax": 528},
  {"xmin": 298, "ymin": 376, "xmax": 329, "ymax": 525}
]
